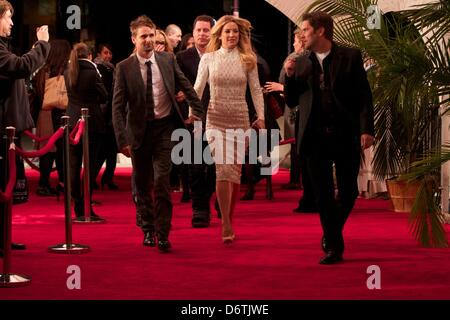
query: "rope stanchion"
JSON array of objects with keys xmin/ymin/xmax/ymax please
[
  {"xmin": 0, "ymin": 127, "xmax": 32, "ymax": 287},
  {"xmin": 0, "ymin": 147, "xmax": 16, "ymax": 203},
  {"xmin": 73, "ymin": 108, "xmax": 105, "ymax": 224},
  {"xmin": 15, "ymin": 127, "xmax": 64, "ymax": 158},
  {"xmin": 23, "ymin": 130, "xmax": 52, "ymax": 143},
  {"xmin": 69, "ymin": 119, "xmax": 84, "ymax": 145},
  {"xmin": 48, "ymin": 117, "xmax": 90, "ymax": 254},
  {"xmin": 279, "ymin": 138, "xmax": 295, "ymax": 146}
]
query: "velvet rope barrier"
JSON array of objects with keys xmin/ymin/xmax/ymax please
[
  {"xmin": 0, "ymin": 146, "xmax": 17, "ymax": 203},
  {"xmin": 70, "ymin": 119, "xmax": 85, "ymax": 145},
  {"xmin": 279, "ymin": 138, "xmax": 295, "ymax": 145},
  {"xmin": 15, "ymin": 127, "xmax": 64, "ymax": 158},
  {"xmin": 23, "ymin": 130, "xmax": 52, "ymax": 143}
]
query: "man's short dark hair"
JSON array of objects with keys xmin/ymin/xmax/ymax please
[
  {"xmin": 130, "ymin": 15, "xmax": 156, "ymax": 37},
  {"xmin": 193, "ymin": 15, "xmax": 215, "ymax": 30},
  {"xmin": 0, "ymin": 0, "xmax": 13, "ymax": 18},
  {"xmin": 97, "ymin": 43, "xmax": 112, "ymax": 54},
  {"xmin": 302, "ymin": 11, "xmax": 333, "ymax": 41}
]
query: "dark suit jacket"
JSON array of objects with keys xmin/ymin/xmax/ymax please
[
  {"xmin": 0, "ymin": 37, "xmax": 50, "ymax": 131},
  {"xmin": 112, "ymin": 51, "xmax": 204, "ymax": 150},
  {"xmin": 176, "ymin": 47, "xmax": 209, "ymax": 117},
  {"xmin": 285, "ymin": 43, "xmax": 374, "ymax": 153},
  {"xmin": 64, "ymin": 59, "xmax": 108, "ymax": 131}
]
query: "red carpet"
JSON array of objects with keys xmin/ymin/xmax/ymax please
[{"xmin": 1, "ymin": 168, "xmax": 450, "ymax": 300}]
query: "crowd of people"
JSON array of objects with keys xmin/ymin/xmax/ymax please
[{"xmin": 0, "ymin": 0, "xmax": 376, "ymax": 265}]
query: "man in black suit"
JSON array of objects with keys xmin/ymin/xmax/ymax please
[
  {"xmin": 112, "ymin": 15, "xmax": 204, "ymax": 252},
  {"xmin": 176, "ymin": 15, "xmax": 215, "ymax": 228},
  {"xmin": 284, "ymin": 11, "xmax": 374, "ymax": 264},
  {"xmin": 0, "ymin": 0, "xmax": 50, "ymax": 257}
]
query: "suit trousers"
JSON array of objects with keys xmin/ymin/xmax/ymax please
[
  {"xmin": 131, "ymin": 117, "xmax": 174, "ymax": 240},
  {"xmin": 304, "ymin": 130, "xmax": 360, "ymax": 254},
  {"xmin": 189, "ymin": 133, "xmax": 216, "ymax": 215}
]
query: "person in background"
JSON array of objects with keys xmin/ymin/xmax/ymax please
[
  {"xmin": 31, "ymin": 39, "xmax": 71, "ymax": 198},
  {"xmin": 176, "ymin": 14, "xmax": 215, "ymax": 227},
  {"xmin": 0, "ymin": 0, "xmax": 50, "ymax": 256},
  {"xmin": 265, "ymin": 27, "xmax": 317, "ymax": 213},
  {"xmin": 93, "ymin": 43, "xmax": 119, "ymax": 190},
  {"xmin": 155, "ymin": 29, "xmax": 173, "ymax": 53},
  {"xmin": 65, "ymin": 42, "xmax": 108, "ymax": 221},
  {"xmin": 179, "ymin": 33, "xmax": 194, "ymax": 51},
  {"xmin": 165, "ymin": 23, "xmax": 182, "ymax": 53}
]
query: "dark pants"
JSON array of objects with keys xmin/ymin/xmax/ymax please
[
  {"xmin": 189, "ymin": 134, "xmax": 215, "ymax": 217},
  {"xmin": 132, "ymin": 118, "xmax": 174, "ymax": 240},
  {"xmin": 290, "ymin": 143, "xmax": 301, "ymax": 184},
  {"xmin": 304, "ymin": 130, "xmax": 360, "ymax": 254},
  {"xmin": 297, "ymin": 155, "xmax": 316, "ymax": 209},
  {"xmin": 69, "ymin": 131, "xmax": 102, "ymax": 216},
  {"xmin": 94, "ymin": 130, "xmax": 118, "ymax": 185},
  {"xmin": 39, "ymin": 152, "xmax": 56, "ymax": 187}
]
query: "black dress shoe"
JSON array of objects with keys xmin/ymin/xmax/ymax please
[
  {"xmin": 143, "ymin": 232, "xmax": 156, "ymax": 247},
  {"xmin": 157, "ymin": 239, "xmax": 171, "ymax": 253},
  {"xmin": 101, "ymin": 181, "xmax": 119, "ymax": 190},
  {"xmin": 0, "ymin": 243, "xmax": 26, "ymax": 257},
  {"xmin": 293, "ymin": 205, "xmax": 317, "ymax": 213},
  {"xmin": 36, "ymin": 186, "xmax": 57, "ymax": 197},
  {"xmin": 181, "ymin": 192, "xmax": 191, "ymax": 203},
  {"xmin": 12, "ymin": 243, "xmax": 26, "ymax": 250},
  {"xmin": 192, "ymin": 212, "xmax": 210, "ymax": 228},
  {"xmin": 319, "ymin": 251, "xmax": 343, "ymax": 265}
]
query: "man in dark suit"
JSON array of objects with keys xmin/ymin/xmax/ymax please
[
  {"xmin": 176, "ymin": 15, "xmax": 215, "ymax": 228},
  {"xmin": 284, "ymin": 11, "xmax": 374, "ymax": 265},
  {"xmin": 112, "ymin": 15, "xmax": 204, "ymax": 252},
  {"xmin": 0, "ymin": 0, "xmax": 50, "ymax": 257}
]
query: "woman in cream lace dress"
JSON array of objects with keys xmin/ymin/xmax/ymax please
[{"xmin": 192, "ymin": 15, "xmax": 265, "ymax": 243}]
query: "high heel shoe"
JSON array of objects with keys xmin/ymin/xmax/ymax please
[
  {"xmin": 222, "ymin": 233, "xmax": 235, "ymax": 244},
  {"xmin": 101, "ymin": 181, "xmax": 119, "ymax": 190}
]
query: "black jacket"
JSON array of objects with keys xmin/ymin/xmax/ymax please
[
  {"xmin": 176, "ymin": 47, "xmax": 210, "ymax": 117},
  {"xmin": 285, "ymin": 43, "xmax": 374, "ymax": 153},
  {"xmin": 0, "ymin": 37, "xmax": 50, "ymax": 131},
  {"xmin": 64, "ymin": 59, "xmax": 108, "ymax": 131}
]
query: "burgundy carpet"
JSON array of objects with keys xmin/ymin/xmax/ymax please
[{"xmin": 1, "ymin": 168, "xmax": 449, "ymax": 300}]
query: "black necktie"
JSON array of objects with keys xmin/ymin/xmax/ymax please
[{"xmin": 145, "ymin": 61, "xmax": 155, "ymax": 120}]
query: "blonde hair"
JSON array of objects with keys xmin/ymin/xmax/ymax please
[
  {"xmin": 156, "ymin": 29, "xmax": 173, "ymax": 53},
  {"xmin": 207, "ymin": 15, "xmax": 256, "ymax": 71}
]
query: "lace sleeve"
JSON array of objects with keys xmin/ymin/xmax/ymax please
[{"xmin": 248, "ymin": 66, "xmax": 264, "ymax": 120}]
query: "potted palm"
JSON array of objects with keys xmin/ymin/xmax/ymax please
[{"xmin": 304, "ymin": 0, "xmax": 449, "ymax": 247}]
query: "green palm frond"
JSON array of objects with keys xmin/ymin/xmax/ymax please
[
  {"xmin": 404, "ymin": 0, "xmax": 450, "ymax": 44},
  {"xmin": 409, "ymin": 177, "xmax": 448, "ymax": 248}
]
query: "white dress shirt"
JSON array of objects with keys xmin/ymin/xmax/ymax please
[{"xmin": 136, "ymin": 52, "xmax": 172, "ymax": 119}]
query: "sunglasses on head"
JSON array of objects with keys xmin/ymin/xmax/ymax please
[{"xmin": 155, "ymin": 41, "xmax": 166, "ymax": 45}]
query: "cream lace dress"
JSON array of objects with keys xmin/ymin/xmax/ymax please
[{"xmin": 193, "ymin": 47, "xmax": 264, "ymax": 184}]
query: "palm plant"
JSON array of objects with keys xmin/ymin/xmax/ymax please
[{"xmin": 303, "ymin": 0, "xmax": 450, "ymax": 247}]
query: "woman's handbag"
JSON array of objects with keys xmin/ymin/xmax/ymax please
[{"xmin": 42, "ymin": 75, "xmax": 68, "ymax": 110}]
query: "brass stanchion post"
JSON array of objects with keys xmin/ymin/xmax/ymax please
[
  {"xmin": 0, "ymin": 126, "xmax": 31, "ymax": 286},
  {"xmin": 49, "ymin": 116, "xmax": 90, "ymax": 253}
]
